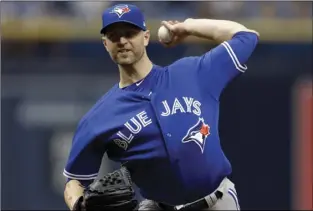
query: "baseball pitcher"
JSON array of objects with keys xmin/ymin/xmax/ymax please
[{"xmin": 63, "ymin": 3, "xmax": 259, "ymax": 211}]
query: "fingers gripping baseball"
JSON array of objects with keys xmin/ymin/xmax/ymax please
[
  {"xmin": 158, "ymin": 20, "xmax": 189, "ymax": 47},
  {"xmin": 162, "ymin": 20, "xmax": 184, "ymax": 33}
]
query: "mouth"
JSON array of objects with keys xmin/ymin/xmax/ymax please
[{"xmin": 118, "ymin": 49, "xmax": 130, "ymax": 53}]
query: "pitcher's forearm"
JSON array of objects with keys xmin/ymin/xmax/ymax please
[
  {"xmin": 184, "ymin": 18, "xmax": 259, "ymax": 43},
  {"xmin": 64, "ymin": 180, "xmax": 85, "ymax": 210}
]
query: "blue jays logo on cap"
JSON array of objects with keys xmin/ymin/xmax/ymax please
[
  {"xmin": 110, "ymin": 5, "xmax": 131, "ymax": 18},
  {"xmin": 100, "ymin": 4, "xmax": 146, "ymax": 34}
]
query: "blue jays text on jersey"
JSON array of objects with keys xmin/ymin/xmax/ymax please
[{"xmin": 63, "ymin": 31, "xmax": 259, "ymax": 205}]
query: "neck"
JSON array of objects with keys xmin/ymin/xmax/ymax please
[{"xmin": 118, "ymin": 52, "xmax": 153, "ymax": 88}]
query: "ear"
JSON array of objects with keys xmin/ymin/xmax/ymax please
[
  {"xmin": 102, "ymin": 36, "xmax": 109, "ymax": 51},
  {"xmin": 143, "ymin": 30, "xmax": 150, "ymax": 47}
]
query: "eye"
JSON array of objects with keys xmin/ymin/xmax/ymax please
[
  {"xmin": 125, "ymin": 30, "xmax": 138, "ymax": 38},
  {"xmin": 105, "ymin": 28, "xmax": 140, "ymax": 42},
  {"xmin": 106, "ymin": 33, "xmax": 120, "ymax": 42}
]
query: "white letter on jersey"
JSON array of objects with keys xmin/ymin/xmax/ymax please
[
  {"xmin": 161, "ymin": 100, "xmax": 171, "ymax": 116},
  {"xmin": 125, "ymin": 118, "xmax": 142, "ymax": 134},
  {"xmin": 172, "ymin": 98, "xmax": 186, "ymax": 115},
  {"xmin": 183, "ymin": 97, "xmax": 194, "ymax": 113},
  {"xmin": 117, "ymin": 131, "xmax": 134, "ymax": 143},
  {"xmin": 193, "ymin": 100, "xmax": 201, "ymax": 116},
  {"xmin": 137, "ymin": 111, "xmax": 152, "ymax": 127}
]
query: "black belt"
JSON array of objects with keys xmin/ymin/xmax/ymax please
[{"xmin": 158, "ymin": 190, "xmax": 223, "ymax": 211}]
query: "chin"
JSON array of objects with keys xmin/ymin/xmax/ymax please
[
  {"xmin": 116, "ymin": 60, "xmax": 132, "ymax": 65},
  {"xmin": 116, "ymin": 58, "xmax": 136, "ymax": 65}
]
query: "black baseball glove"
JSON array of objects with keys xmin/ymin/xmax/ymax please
[{"xmin": 73, "ymin": 167, "xmax": 138, "ymax": 211}]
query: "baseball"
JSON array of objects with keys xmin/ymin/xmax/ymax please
[{"xmin": 158, "ymin": 25, "xmax": 173, "ymax": 43}]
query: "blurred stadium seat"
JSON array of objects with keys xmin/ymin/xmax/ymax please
[{"xmin": 1, "ymin": 1, "xmax": 312, "ymax": 41}]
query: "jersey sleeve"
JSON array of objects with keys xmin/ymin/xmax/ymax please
[
  {"xmin": 197, "ymin": 31, "xmax": 259, "ymax": 100},
  {"xmin": 63, "ymin": 119, "xmax": 105, "ymax": 181}
]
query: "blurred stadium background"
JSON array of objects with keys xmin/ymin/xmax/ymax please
[{"xmin": 1, "ymin": 1, "xmax": 312, "ymax": 210}]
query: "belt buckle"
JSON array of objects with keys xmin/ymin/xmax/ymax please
[
  {"xmin": 174, "ymin": 205, "xmax": 184, "ymax": 210},
  {"xmin": 174, "ymin": 190, "xmax": 223, "ymax": 211}
]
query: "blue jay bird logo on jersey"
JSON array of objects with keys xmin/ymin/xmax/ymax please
[
  {"xmin": 182, "ymin": 118, "xmax": 210, "ymax": 153},
  {"xmin": 110, "ymin": 5, "xmax": 131, "ymax": 18}
]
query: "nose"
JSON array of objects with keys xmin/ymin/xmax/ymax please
[{"xmin": 119, "ymin": 36, "xmax": 128, "ymax": 44}]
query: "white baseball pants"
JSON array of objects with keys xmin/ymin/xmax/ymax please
[{"xmin": 138, "ymin": 177, "xmax": 240, "ymax": 210}]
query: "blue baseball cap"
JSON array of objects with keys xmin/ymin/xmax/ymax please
[{"xmin": 100, "ymin": 4, "xmax": 146, "ymax": 34}]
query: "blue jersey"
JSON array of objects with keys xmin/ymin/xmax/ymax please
[{"xmin": 63, "ymin": 31, "xmax": 259, "ymax": 205}]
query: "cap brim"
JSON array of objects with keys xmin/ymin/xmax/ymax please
[{"xmin": 100, "ymin": 20, "xmax": 145, "ymax": 34}]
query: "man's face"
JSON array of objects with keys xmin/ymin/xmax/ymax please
[{"xmin": 102, "ymin": 22, "xmax": 150, "ymax": 65}]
